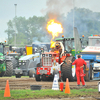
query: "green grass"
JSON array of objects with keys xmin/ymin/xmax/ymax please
[{"xmin": 0, "ymin": 88, "xmax": 98, "ymax": 100}]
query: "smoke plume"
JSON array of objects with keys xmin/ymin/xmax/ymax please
[{"xmin": 42, "ymin": 0, "xmax": 73, "ymax": 18}]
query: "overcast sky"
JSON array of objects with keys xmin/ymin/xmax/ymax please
[{"xmin": 0, "ymin": 0, "xmax": 100, "ymax": 42}]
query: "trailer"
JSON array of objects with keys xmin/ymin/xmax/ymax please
[{"xmin": 78, "ymin": 35, "xmax": 100, "ymax": 81}]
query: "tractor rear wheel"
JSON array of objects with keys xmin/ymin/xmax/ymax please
[
  {"xmin": 61, "ymin": 56, "xmax": 76, "ymax": 82},
  {"xmin": 4, "ymin": 61, "xmax": 13, "ymax": 77}
]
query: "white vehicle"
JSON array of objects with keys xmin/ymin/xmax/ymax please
[{"xmin": 14, "ymin": 53, "xmax": 41, "ymax": 78}]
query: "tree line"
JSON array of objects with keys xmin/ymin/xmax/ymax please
[{"xmin": 5, "ymin": 7, "xmax": 100, "ymax": 47}]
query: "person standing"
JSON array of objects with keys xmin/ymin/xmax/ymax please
[{"xmin": 69, "ymin": 55, "xmax": 88, "ymax": 86}]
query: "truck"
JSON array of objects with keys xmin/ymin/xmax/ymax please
[
  {"xmin": 78, "ymin": 34, "xmax": 100, "ymax": 81},
  {"xmin": 0, "ymin": 42, "xmax": 13, "ymax": 77},
  {"xmin": 35, "ymin": 35, "xmax": 84, "ymax": 82}
]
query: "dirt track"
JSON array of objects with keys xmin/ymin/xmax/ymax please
[
  {"xmin": 0, "ymin": 77, "xmax": 100, "ymax": 100},
  {"xmin": 0, "ymin": 77, "xmax": 99, "ymax": 90}
]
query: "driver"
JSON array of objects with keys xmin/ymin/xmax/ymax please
[{"xmin": 53, "ymin": 41, "xmax": 64, "ymax": 56}]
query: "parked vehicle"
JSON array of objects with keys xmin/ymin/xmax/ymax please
[
  {"xmin": 0, "ymin": 42, "xmax": 13, "ymax": 77},
  {"xmin": 6, "ymin": 47, "xmax": 26, "ymax": 75},
  {"xmin": 78, "ymin": 35, "xmax": 100, "ymax": 81},
  {"xmin": 14, "ymin": 53, "xmax": 41, "ymax": 78}
]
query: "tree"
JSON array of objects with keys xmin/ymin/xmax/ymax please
[
  {"xmin": 5, "ymin": 7, "xmax": 100, "ymax": 47},
  {"xmin": 5, "ymin": 16, "xmax": 50, "ymax": 46}
]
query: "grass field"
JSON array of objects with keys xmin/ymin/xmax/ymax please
[{"xmin": 0, "ymin": 88, "xmax": 98, "ymax": 100}]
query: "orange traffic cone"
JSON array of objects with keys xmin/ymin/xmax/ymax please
[
  {"xmin": 65, "ymin": 78, "xmax": 70, "ymax": 94},
  {"xmin": 4, "ymin": 80, "xmax": 11, "ymax": 97}
]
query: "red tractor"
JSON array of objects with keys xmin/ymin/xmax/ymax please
[{"xmin": 35, "ymin": 37, "xmax": 76, "ymax": 81}]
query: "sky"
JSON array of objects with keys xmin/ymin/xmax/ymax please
[{"xmin": 1, "ymin": 0, "xmax": 100, "ymax": 42}]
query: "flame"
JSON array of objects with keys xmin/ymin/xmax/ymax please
[
  {"xmin": 46, "ymin": 19, "xmax": 63, "ymax": 48},
  {"xmin": 50, "ymin": 40, "xmax": 56, "ymax": 48},
  {"xmin": 46, "ymin": 19, "xmax": 63, "ymax": 39}
]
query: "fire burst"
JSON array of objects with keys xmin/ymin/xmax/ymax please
[
  {"xmin": 46, "ymin": 19, "xmax": 63, "ymax": 39},
  {"xmin": 46, "ymin": 19, "xmax": 63, "ymax": 48}
]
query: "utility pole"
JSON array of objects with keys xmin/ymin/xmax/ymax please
[
  {"xmin": 14, "ymin": 4, "xmax": 17, "ymax": 47},
  {"xmin": 73, "ymin": 0, "xmax": 76, "ymax": 54},
  {"xmin": 73, "ymin": 0, "xmax": 75, "ymax": 38}
]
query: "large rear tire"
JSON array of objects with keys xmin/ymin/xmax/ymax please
[
  {"xmin": 4, "ymin": 61, "xmax": 13, "ymax": 77},
  {"xmin": 61, "ymin": 56, "xmax": 76, "ymax": 82}
]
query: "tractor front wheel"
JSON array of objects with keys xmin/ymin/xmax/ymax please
[
  {"xmin": 35, "ymin": 74, "xmax": 41, "ymax": 81},
  {"xmin": 29, "ymin": 70, "xmax": 34, "ymax": 78}
]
